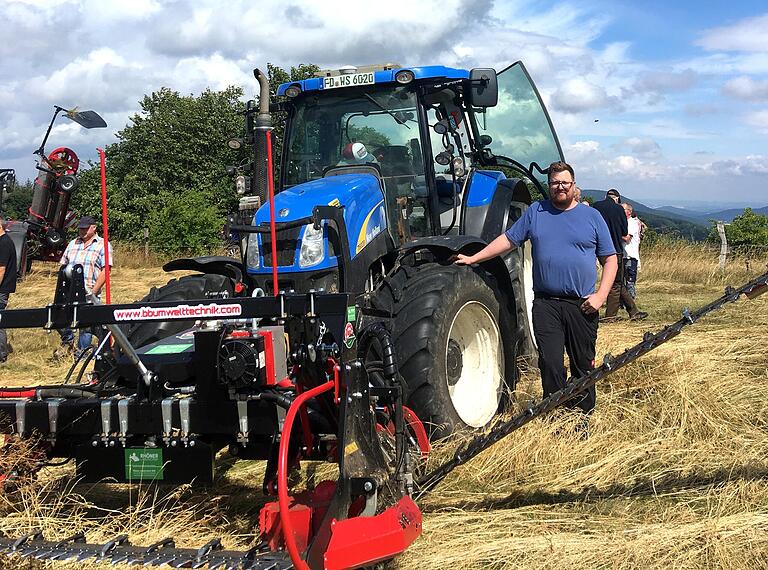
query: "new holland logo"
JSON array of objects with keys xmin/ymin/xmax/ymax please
[{"xmin": 278, "ymin": 208, "xmax": 290, "ymax": 218}]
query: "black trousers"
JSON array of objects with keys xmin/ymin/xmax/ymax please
[{"xmin": 532, "ymin": 297, "xmax": 599, "ymax": 413}]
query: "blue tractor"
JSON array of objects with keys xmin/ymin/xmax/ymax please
[{"xmin": 136, "ymin": 62, "xmax": 564, "ymax": 437}]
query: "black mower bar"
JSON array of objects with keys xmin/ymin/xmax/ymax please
[{"xmin": 416, "ymin": 269, "xmax": 768, "ymax": 495}]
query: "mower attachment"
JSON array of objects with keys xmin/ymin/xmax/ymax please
[{"xmin": 0, "ymin": 264, "xmax": 426, "ymax": 569}]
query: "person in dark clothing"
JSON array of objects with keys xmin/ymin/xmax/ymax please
[
  {"xmin": 0, "ymin": 220, "xmax": 18, "ymax": 362},
  {"xmin": 592, "ymin": 189, "xmax": 648, "ymax": 321},
  {"xmin": 455, "ymin": 162, "xmax": 617, "ymax": 414}
]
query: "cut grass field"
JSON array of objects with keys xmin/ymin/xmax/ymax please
[{"xmin": 0, "ymin": 241, "xmax": 766, "ymax": 569}]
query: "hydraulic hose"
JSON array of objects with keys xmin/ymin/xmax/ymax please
[
  {"xmin": 0, "ymin": 390, "xmax": 36, "ymax": 399},
  {"xmin": 277, "ymin": 380, "xmax": 334, "ymax": 570},
  {"xmin": 357, "ymin": 322, "xmax": 398, "ymax": 382},
  {"xmin": 0, "ymin": 386, "xmax": 98, "ymax": 399}
]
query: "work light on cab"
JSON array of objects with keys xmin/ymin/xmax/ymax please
[
  {"xmin": 395, "ymin": 69, "xmax": 415, "ymax": 84},
  {"xmin": 284, "ymin": 84, "xmax": 302, "ymax": 98}
]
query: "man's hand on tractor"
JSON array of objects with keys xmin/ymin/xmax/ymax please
[{"xmin": 454, "ymin": 253, "xmax": 476, "ymax": 265}]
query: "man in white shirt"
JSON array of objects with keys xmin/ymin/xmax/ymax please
[{"xmin": 622, "ymin": 203, "xmax": 641, "ymax": 298}]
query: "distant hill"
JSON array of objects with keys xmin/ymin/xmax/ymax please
[
  {"xmin": 695, "ymin": 205, "xmax": 768, "ymax": 222},
  {"xmin": 653, "ymin": 205, "xmax": 708, "ymax": 223},
  {"xmin": 650, "ymin": 205, "xmax": 768, "ymax": 223},
  {"xmin": 581, "ymin": 190, "xmax": 710, "ymax": 240}
]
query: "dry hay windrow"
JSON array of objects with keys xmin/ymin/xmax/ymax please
[{"xmin": 0, "ymin": 242, "xmax": 766, "ymax": 569}]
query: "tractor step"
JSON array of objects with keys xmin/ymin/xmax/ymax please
[{"xmin": 0, "ymin": 532, "xmax": 292, "ymax": 569}]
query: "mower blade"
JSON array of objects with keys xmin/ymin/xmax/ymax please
[
  {"xmin": 17, "ymin": 545, "xmax": 43, "ymax": 559},
  {"xmin": 76, "ymin": 550, "xmax": 96, "ymax": 562},
  {"xmin": 146, "ymin": 552, "xmax": 182, "ymax": 566},
  {"xmin": 110, "ymin": 551, "xmax": 132, "ymax": 564}
]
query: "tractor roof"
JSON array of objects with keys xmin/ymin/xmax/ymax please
[{"xmin": 276, "ymin": 65, "xmax": 470, "ymax": 96}]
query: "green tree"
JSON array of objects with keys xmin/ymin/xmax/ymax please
[
  {"xmin": 707, "ymin": 208, "xmax": 768, "ymax": 247},
  {"xmin": 72, "ymin": 86, "xmax": 247, "ymax": 252},
  {"xmin": 2, "ymin": 179, "xmax": 33, "ymax": 220}
]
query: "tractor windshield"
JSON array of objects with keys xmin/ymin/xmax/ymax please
[{"xmin": 284, "ymin": 86, "xmax": 423, "ymax": 189}]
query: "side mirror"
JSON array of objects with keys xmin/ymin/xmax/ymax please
[
  {"xmin": 468, "ymin": 68, "xmax": 498, "ymax": 108},
  {"xmin": 478, "ymin": 134, "xmax": 493, "ymax": 147}
]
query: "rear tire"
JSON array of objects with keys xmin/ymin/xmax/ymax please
[
  {"xmin": 125, "ymin": 273, "xmax": 235, "ymax": 348},
  {"xmin": 369, "ymin": 262, "xmax": 518, "ymax": 438}
]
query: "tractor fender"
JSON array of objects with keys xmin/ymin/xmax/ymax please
[
  {"xmin": 163, "ymin": 256, "xmax": 243, "ymax": 283},
  {"xmin": 399, "ymin": 219, "xmax": 535, "ymax": 360},
  {"xmin": 462, "ymin": 178, "xmax": 531, "ymax": 242},
  {"xmin": 398, "ymin": 235, "xmax": 515, "ymax": 308}
]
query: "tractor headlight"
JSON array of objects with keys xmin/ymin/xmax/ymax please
[
  {"xmin": 246, "ymin": 232, "xmax": 260, "ymax": 269},
  {"xmin": 299, "ymin": 223, "xmax": 324, "ymax": 268}
]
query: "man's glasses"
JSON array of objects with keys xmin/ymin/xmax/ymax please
[{"xmin": 548, "ymin": 181, "xmax": 573, "ymax": 188}]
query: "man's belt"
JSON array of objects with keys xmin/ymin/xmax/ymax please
[{"xmin": 534, "ymin": 293, "xmax": 586, "ymax": 305}]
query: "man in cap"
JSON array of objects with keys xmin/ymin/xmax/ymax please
[
  {"xmin": 52, "ymin": 215, "xmax": 113, "ymax": 360},
  {"xmin": 337, "ymin": 142, "xmax": 378, "ymax": 166},
  {"xmin": 592, "ymin": 189, "xmax": 647, "ymax": 321}
]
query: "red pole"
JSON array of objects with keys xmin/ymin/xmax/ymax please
[
  {"xmin": 97, "ymin": 148, "xmax": 111, "ymax": 304},
  {"xmin": 265, "ymin": 129, "xmax": 278, "ymax": 296}
]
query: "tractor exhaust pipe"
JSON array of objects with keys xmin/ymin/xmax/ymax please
[{"xmin": 251, "ymin": 68, "xmax": 272, "ymax": 206}]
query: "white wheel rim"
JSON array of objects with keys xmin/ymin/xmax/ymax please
[{"xmin": 445, "ymin": 301, "xmax": 503, "ymax": 427}]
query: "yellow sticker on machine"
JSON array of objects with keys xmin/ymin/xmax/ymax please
[
  {"xmin": 344, "ymin": 441, "xmax": 359, "ymax": 457},
  {"xmin": 328, "ymin": 198, "xmax": 341, "ymax": 207}
]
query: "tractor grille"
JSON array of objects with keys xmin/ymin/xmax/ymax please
[{"xmin": 261, "ymin": 226, "xmax": 301, "ymax": 267}]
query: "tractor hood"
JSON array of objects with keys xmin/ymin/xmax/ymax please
[{"xmin": 254, "ymin": 173, "xmax": 387, "ymax": 262}]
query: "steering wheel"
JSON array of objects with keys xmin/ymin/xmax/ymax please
[{"xmin": 47, "ymin": 147, "xmax": 80, "ymax": 175}]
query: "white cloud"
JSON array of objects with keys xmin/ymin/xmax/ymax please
[
  {"xmin": 697, "ymin": 13, "xmax": 768, "ymax": 53},
  {"xmin": 634, "ymin": 69, "xmax": 697, "ymax": 94},
  {"xmin": 709, "ymin": 155, "xmax": 768, "ymax": 176},
  {"xmin": 723, "ymin": 76, "xmax": 768, "ymax": 101},
  {"xmin": 613, "ymin": 137, "xmax": 662, "ymax": 160},
  {"xmin": 744, "ymin": 110, "xmax": 768, "ymax": 132},
  {"xmin": 550, "ymin": 78, "xmax": 619, "ymax": 113}
]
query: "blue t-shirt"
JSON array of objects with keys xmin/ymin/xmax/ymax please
[{"xmin": 505, "ymin": 201, "xmax": 616, "ymax": 298}]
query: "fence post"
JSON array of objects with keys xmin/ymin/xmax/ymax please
[
  {"xmin": 717, "ymin": 221, "xmax": 728, "ymax": 270},
  {"xmin": 143, "ymin": 227, "xmax": 149, "ymax": 260}
]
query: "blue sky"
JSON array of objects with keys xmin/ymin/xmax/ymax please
[{"xmin": 1, "ymin": 0, "xmax": 767, "ymax": 210}]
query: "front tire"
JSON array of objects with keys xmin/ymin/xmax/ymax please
[
  {"xmin": 124, "ymin": 273, "xmax": 234, "ymax": 348},
  {"xmin": 370, "ymin": 262, "xmax": 518, "ymax": 437}
]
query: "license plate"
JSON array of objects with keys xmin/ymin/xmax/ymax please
[{"xmin": 323, "ymin": 72, "xmax": 375, "ymax": 90}]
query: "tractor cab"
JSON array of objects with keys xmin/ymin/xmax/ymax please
[
  {"xmin": 238, "ymin": 62, "xmax": 562, "ymax": 308},
  {"xmin": 276, "ymin": 63, "xmax": 562, "ymax": 244}
]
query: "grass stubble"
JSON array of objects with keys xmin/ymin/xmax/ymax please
[{"xmin": 0, "ymin": 242, "xmax": 766, "ymax": 569}]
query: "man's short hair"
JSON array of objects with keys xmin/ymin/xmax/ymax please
[
  {"xmin": 606, "ymin": 188, "xmax": 621, "ymax": 200},
  {"xmin": 548, "ymin": 161, "xmax": 574, "ymax": 181}
]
